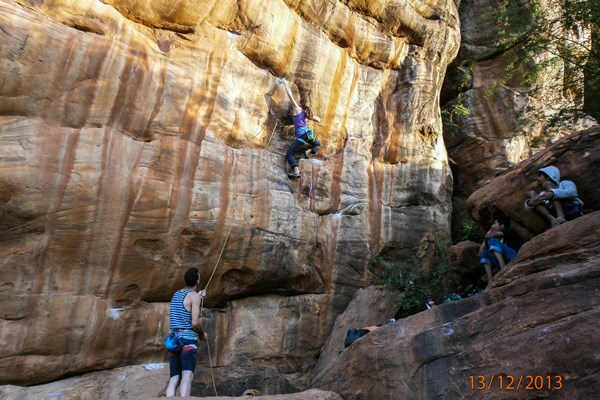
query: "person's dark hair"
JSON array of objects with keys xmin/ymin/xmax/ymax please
[
  {"xmin": 184, "ymin": 267, "xmax": 200, "ymax": 287},
  {"xmin": 495, "ymin": 215, "xmax": 511, "ymax": 228},
  {"xmin": 304, "ymin": 105, "xmax": 313, "ymax": 120}
]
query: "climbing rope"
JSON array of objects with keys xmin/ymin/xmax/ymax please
[
  {"xmin": 199, "ymin": 223, "xmax": 233, "ymax": 397},
  {"xmin": 264, "ymin": 120, "xmax": 278, "ymax": 152},
  {"xmin": 206, "ymin": 336, "xmax": 218, "ymax": 396},
  {"xmin": 203, "ymin": 223, "xmax": 233, "ymax": 294}
]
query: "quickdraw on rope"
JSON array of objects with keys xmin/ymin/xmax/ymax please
[{"xmin": 303, "ymin": 182, "xmax": 313, "ymax": 197}]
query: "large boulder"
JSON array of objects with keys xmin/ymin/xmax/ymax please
[
  {"xmin": 314, "ymin": 286, "xmax": 399, "ymax": 377},
  {"xmin": 0, "ymin": 0, "xmax": 460, "ymax": 390},
  {"xmin": 0, "ymin": 362, "xmax": 341, "ymax": 400},
  {"xmin": 313, "ymin": 211, "xmax": 600, "ymax": 399}
]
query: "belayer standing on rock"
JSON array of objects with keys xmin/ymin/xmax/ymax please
[
  {"xmin": 265, "ymin": 77, "xmax": 321, "ymax": 178},
  {"xmin": 165, "ymin": 267, "xmax": 208, "ymax": 397}
]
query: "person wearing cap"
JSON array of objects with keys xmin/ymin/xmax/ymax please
[
  {"xmin": 265, "ymin": 78, "xmax": 321, "ymax": 178},
  {"xmin": 525, "ymin": 165, "xmax": 584, "ymax": 227}
]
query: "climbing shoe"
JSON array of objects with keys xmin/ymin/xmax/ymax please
[{"xmin": 287, "ymin": 172, "xmax": 301, "ymax": 178}]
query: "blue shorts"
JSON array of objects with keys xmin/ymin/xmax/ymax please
[
  {"xmin": 168, "ymin": 338, "xmax": 198, "ymax": 377},
  {"xmin": 480, "ymin": 238, "xmax": 517, "ymax": 268},
  {"xmin": 562, "ymin": 203, "xmax": 583, "ymax": 221}
]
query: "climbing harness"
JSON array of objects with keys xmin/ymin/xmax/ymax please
[{"xmin": 295, "ymin": 126, "xmax": 316, "ymax": 145}]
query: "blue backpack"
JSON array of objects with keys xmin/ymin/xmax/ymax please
[{"xmin": 164, "ymin": 331, "xmax": 183, "ymax": 352}]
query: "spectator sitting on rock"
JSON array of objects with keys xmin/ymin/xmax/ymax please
[
  {"xmin": 524, "ymin": 166, "xmax": 584, "ymax": 228},
  {"xmin": 479, "ymin": 216, "xmax": 525, "ymax": 289}
]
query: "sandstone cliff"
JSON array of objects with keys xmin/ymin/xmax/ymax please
[
  {"xmin": 2, "ymin": 1, "xmax": 599, "ymax": 398},
  {"xmin": 0, "ymin": 0, "xmax": 460, "ymax": 393}
]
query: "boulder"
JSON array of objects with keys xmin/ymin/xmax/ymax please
[
  {"xmin": 314, "ymin": 286, "xmax": 398, "ymax": 377},
  {"xmin": 0, "ymin": 362, "xmax": 341, "ymax": 400},
  {"xmin": 441, "ymin": 0, "xmax": 596, "ymax": 240},
  {"xmin": 447, "ymin": 240, "xmax": 480, "ymax": 274},
  {"xmin": 313, "ymin": 212, "xmax": 600, "ymax": 399},
  {"xmin": 447, "ymin": 240, "xmax": 483, "ymax": 286}
]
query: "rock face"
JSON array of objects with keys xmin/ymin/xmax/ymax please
[
  {"xmin": 0, "ymin": 362, "xmax": 341, "ymax": 400},
  {"xmin": 441, "ymin": 0, "xmax": 596, "ymax": 240},
  {"xmin": 314, "ymin": 286, "xmax": 398, "ymax": 377},
  {"xmin": 0, "ymin": 0, "xmax": 460, "ymax": 392},
  {"xmin": 313, "ymin": 211, "xmax": 600, "ymax": 399}
]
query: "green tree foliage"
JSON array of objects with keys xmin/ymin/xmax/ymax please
[
  {"xmin": 371, "ymin": 241, "xmax": 470, "ymax": 318},
  {"xmin": 494, "ymin": 0, "xmax": 600, "ymax": 121},
  {"xmin": 460, "ymin": 219, "xmax": 485, "ymax": 242}
]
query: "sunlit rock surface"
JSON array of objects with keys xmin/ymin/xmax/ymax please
[
  {"xmin": 0, "ymin": 0, "xmax": 459, "ymax": 391},
  {"xmin": 314, "ymin": 286, "xmax": 398, "ymax": 377}
]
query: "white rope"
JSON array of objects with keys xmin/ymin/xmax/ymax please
[
  {"xmin": 198, "ymin": 223, "xmax": 233, "ymax": 396},
  {"xmin": 206, "ymin": 337, "xmax": 218, "ymax": 396},
  {"xmin": 204, "ymin": 224, "xmax": 233, "ymax": 292},
  {"xmin": 264, "ymin": 120, "xmax": 278, "ymax": 152}
]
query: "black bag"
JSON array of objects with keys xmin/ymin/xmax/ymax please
[{"xmin": 344, "ymin": 328, "xmax": 371, "ymax": 348}]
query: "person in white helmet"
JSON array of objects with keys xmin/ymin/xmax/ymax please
[{"xmin": 525, "ymin": 166, "xmax": 584, "ymax": 227}]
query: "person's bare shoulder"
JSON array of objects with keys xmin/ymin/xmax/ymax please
[{"xmin": 188, "ymin": 291, "xmax": 201, "ymax": 302}]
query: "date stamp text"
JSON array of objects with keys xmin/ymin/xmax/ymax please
[{"xmin": 469, "ymin": 374, "xmax": 563, "ymax": 391}]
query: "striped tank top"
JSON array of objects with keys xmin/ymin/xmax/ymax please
[{"xmin": 169, "ymin": 289, "xmax": 198, "ymax": 341}]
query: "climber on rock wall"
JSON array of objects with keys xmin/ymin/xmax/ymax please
[{"xmin": 264, "ymin": 78, "xmax": 321, "ymax": 178}]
